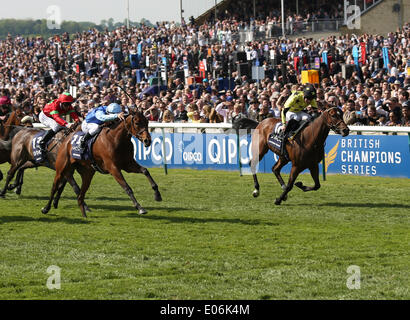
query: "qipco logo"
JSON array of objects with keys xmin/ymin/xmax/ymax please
[{"xmin": 183, "ymin": 152, "xmax": 202, "ymax": 162}]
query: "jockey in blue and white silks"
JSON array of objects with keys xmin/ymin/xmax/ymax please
[{"xmin": 80, "ymin": 103, "xmax": 125, "ymax": 150}]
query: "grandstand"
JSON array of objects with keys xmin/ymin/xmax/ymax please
[{"xmin": 192, "ymin": 0, "xmax": 408, "ymax": 36}]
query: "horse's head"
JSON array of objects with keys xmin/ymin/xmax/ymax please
[
  {"xmin": 324, "ymin": 107, "xmax": 350, "ymax": 137},
  {"xmin": 126, "ymin": 111, "xmax": 151, "ymax": 147}
]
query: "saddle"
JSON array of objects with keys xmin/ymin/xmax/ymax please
[{"xmin": 268, "ymin": 119, "xmax": 310, "ymax": 160}]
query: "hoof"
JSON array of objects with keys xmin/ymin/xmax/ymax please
[
  {"xmin": 295, "ymin": 182, "xmax": 303, "ymax": 188},
  {"xmin": 85, "ymin": 205, "xmax": 92, "ymax": 213},
  {"xmin": 7, "ymin": 184, "xmax": 16, "ymax": 191},
  {"xmin": 53, "ymin": 202, "xmax": 58, "ymax": 209},
  {"xmin": 155, "ymin": 193, "xmax": 162, "ymax": 202},
  {"xmin": 252, "ymin": 189, "xmax": 260, "ymax": 198},
  {"xmin": 138, "ymin": 208, "xmax": 148, "ymax": 215},
  {"xmin": 274, "ymin": 198, "xmax": 281, "ymax": 205},
  {"xmin": 41, "ymin": 207, "xmax": 49, "ymax": 214},
  {"xmin": 0, "ymin": 193, "xmax": 5, "ymax": 199},
  {"xmin": 15, "ymin": 189, "xmax": 21, "ymax": 195}
]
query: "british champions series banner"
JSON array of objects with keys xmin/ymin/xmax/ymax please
[{"xmin": 132, "ymin": 133, "xmax": 410, "ymax": 179}]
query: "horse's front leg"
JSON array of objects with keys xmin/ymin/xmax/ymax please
[
  {"xmin": 295, "ymin": 164, "xmax": 321, "ymax": 192},
  {"xmin": 127, "ymin": 162, "xmax": 162, "ymax": 202},
  {"xmin": 275, "ymin": 166, "xmax": 300, "ymax": 205},
  {"xmin": 110, "ymin": 167, "xmax": 147, "ymax": 215}
]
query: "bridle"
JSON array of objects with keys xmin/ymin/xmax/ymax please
[
  {"xmin": 123, "ymin": 114, "xmax": 149, "ymax": 140},
  {"xmin": 325, "ymin": 107, "xmax": 344, "ymax": 133}
]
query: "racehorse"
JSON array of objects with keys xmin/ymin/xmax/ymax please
[
  {"xmin": 41, "ymin": 110, "xmax": 162, "ymax": 218},
  {"xmin": 0, "ymin": 110, "xmax": 24, "ymax": 140},
  {"xmin": 0, "ymin": 122, "xmax": 90, "ymax": 212},
  {"xmin": 250, "ymin": 107, "xmax": 350, "ymax": 205},
  {"xmin": 0, "ymin": 110, "xmax": 25, "ymax": 184},
  {"xmin": 0, "ymin": 126, "xmax": 25, "ymax": 183}
]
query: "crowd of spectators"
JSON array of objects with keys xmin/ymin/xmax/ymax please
[
  {"xmin": 0, "ymin": 14, "xmax": 409, "ymax": 128},
  {"xmin": 211, "ymin": 0, "xmax": 344, "ymax": 36}
]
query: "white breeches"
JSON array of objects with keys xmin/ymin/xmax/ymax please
[
  {"xmin": 286, "ymin": 111, "xmax": 311, "ymax": 122},
  {"xmin": 39, "ymin": 111, "xmax": 64, "ymax": 132},
  {"xmin": 81, "ymin": 121, "xmax": 100, "ymax": 135}
]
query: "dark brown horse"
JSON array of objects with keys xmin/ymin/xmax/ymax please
[
  {"xmin": 0, "ymin": 122, "xmax": 89, "ymax": 211},
  {"xmin": 42, "ymin": 111, "xmax": 162, "ymax": 217},
  {"xmin": 251, "ymin": 107, "xmax": 350, "ymax": 205}
]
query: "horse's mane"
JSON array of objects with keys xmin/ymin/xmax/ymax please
[{"xmin": 102, "ymin": 113, "xmax": 139, "ymax": 132}]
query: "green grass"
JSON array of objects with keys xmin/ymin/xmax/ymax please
[{"xmin": 0, "ymin": 163, "xmax": 408, "ymax": 299}]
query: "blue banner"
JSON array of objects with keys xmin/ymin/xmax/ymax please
[
  {"xmin": 132, "ymin": 134, "xmax": 410, "ymax": 178},
  {"xmin": 322, "ymin": 51, "xmax": 328, "ymax": 66},
  {"xmin": 382, "ymin": 47, "xmax": 389, "ymax": 69},
  {"xmin": 352, "ymin": 45, "xmax": 359, "ymax": 66}
]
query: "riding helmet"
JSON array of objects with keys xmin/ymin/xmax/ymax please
[
  {"xmin": 59, "ymin": 92, "xmax": 74, "ymax": 104},
  {"xmin": 303, "ymin": 84, "xmax": 317, "ymax": 100},
  {"xmin": 107, "ymin": 103, "xmax": 122, "ymax": 114}
]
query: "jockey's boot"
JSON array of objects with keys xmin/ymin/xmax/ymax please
[
  {"xmin": 79, "ymin": 132, "xmax": 92, "ymax": 152},
  {"xmin": 39, "ymin": 129, "xmax": 55, "ymax": 153},
  {"xmin": 289, "ymin": 120, "xmax": 309, "ymax": 141}
]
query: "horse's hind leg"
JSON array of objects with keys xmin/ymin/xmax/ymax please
[
  {"xmin": 76, "ymin": 166, "xmax": 95, "ymax": 218},
  {"xmin": 251, "ymin": 142, "xmax": 268, "ymax": 198},
  {"xmin": 42, "ymin": 173, "xmax": 66, "ymax": 214},
  {"xmin": 53, "ymin": 179, "xmax": 67, "ymax": 209},
  {"xmin": 0, "ymin": 161, "xmax": 24, "ymax": 197},
  {"xmin": 110, "ymin": 167, "xmax": 147, "ymax": 215},
  {"xmin": 14, "ymin": 168, "xmax": 25, "ymax": 195},
  {"xmin": 9, "ymin": 162, "xmax": 36, "ymax": 195},
  {"xmin": 65, "ymin": 175, "xmax": 91, "ymax": 212},
  {"xmin": 8, "ymin": 169, "xmax": 23, "ymax": 191},
  {"xmin": 127, "ymin": 163, "xmax": 162, "ymax": 202},
  {"xmin": 275, "ymin": 166, "xmax": 300, "ymax": 205},
  {"xmin": 295, "ymin": 164, "xmax": 321, "ymax": 192},
  {"xmin": 272, "ymin": 157, "xmax": 289, "ymax": 192}
]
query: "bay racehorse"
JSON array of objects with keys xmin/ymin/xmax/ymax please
[
  {"xmin": 0, "ymin": 122, "xmax": 89, "ymax": 211},
  {"xmin": 0, "ymin": 110, "xmax": 24, "ymax": 140},
  {"xmin": 42, "ymin": 110, "xmax": 162, "ymax": 218},
  {"xmin": 0, "ymin": 110, "xmax": 25, "ymax": 185},
  {"xmin": 0, "ymin": 126, "xmax": 25, "ymax": 183},
  {"xmin": 251, "ymin": 107, "xmax": 350, "ymax": 205}
]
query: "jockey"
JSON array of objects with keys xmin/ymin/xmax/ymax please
[
  {"xmin": 281, "ymin": 84, "xmax": 317, "ymax": 138},
  {"xmin": 39, "ymin": 93, "xmax": 80, "ymax": 152},
  {"xmin": 79, "ymin": 103, "xmax": 125, "ymax": 151}
]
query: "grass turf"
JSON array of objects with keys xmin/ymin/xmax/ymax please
[{"xmin": 0, "ymin": 163, "xmax": 408, "ymax": 299}]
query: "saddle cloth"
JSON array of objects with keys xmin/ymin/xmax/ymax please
[
  {"xmin": 32, "ymin": 131, "xmax": 49, "ymax": 163},
  {"xmin": 268, "ymin": 122, "xmax": 285, "ymax": 151},
  {"xmin": 71, "ymin": 131, "xmax": 106, "ymax": 174},
  {"xmin": 71, "ymin": 131, "xmax": 96, "ymax": 161}
]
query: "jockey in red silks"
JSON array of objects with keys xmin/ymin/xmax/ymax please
[{"xmin": 39, "ymin": 92, "xmax": 80, "ymax": 152}]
